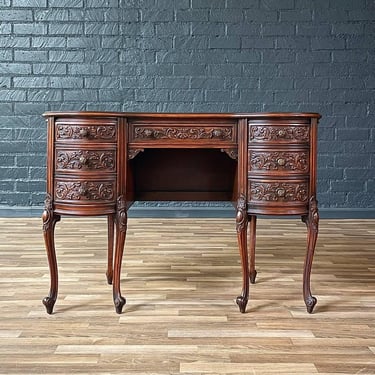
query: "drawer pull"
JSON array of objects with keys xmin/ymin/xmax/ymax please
[
  {"xmin": 277, "ymin": 129, "xmax": 286, "ymax": 138},
  {"xmin": 277, "ymin": 158, "xmax": 286, "ymax": 166},
  {"xmin": 79, "ymin": 128, "xmax": 89, "ymax": 138},
  {"xmin": 78, "ymin": 186, "xmax": 88, "ymax": 197},
  {"xmin": 276, "ymin": 188, "xmax": 286, "ymax": 197},
  {"xmin": 79, "ymin": 156, "xmax": 89, "ymax": 167}
]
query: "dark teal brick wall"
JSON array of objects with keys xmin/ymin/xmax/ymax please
[{"xmin": 0, "ymin": 0, "xmax": 374, "ymax": 209}]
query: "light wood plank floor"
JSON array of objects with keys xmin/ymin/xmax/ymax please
[{"xmin": 0, "ymin": 217, "xmax": 374, "ymax": 374}]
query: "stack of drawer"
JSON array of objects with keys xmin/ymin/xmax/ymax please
[
  {"xmin": 247, "ymin": 117, "xmax": 312, "ymax": 216},
  {"xmin": 52, "ymin": 117, "xmax": 118, "ymax": 215}
]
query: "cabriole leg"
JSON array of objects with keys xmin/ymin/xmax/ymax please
[
  {"xmin": 106, "ymin": 214, "xmax": 115, "ymax": 285},
  {"xmin": 112, "ymin": 196, "xmax": 127, "ymax": 314},
  {"xmin": 302, "ymin": 196, "xmax": 319, "ymax": 313},
  {"xmin": 236, "ymin": 194, "xmax": 249, "ymax": 313},
  {"xmin": 249, "ymin": 215, "xmax": 257, "ymax": 284},
  {"xmin": 42, "ymin": 194, "xmax": 60, "ymax": 314}
]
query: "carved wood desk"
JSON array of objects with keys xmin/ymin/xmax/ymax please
[{"xmin": 42, "ymin": 112, "xmax": 321, "ymax": 314}]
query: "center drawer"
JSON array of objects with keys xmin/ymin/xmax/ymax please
[{"xmin": 128, "ymin": 119, "xmax": 237, "ymax": 146}]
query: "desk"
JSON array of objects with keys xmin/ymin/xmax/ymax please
[{"xmin": 42, "ymin": 112, "xmax": 321, "ymax": 314}]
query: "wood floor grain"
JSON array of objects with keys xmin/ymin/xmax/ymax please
[{"xmin": 0, "ymin": 217, "xmax": 374, "ymax": 374}]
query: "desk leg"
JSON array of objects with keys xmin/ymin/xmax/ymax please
[
  {"xmin": 249, "ymin": 215, "xmax": 257, "ymax": 284},
  {"xmin": 106, "ymin": 214, "xmax": 115, "ymax": 285},
  {"xmin": 42, "ymin": 194, "xmax": 60, "ymax": 314},
  {"xmin": 236, "ymin": 194, "xmax": 249, "ymax": 313},
  {"xmin": 112, "ymin": 196, "xmax": 127, "ymax": 314},
  {"xmin": 302, "ymin": 196, "xmax": 319, "ymax": 313}
]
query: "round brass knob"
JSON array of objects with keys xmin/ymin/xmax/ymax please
[
  {"xmin": 79, "ymin": 128, "xmax": 89, "ymax": 138},
  {"xmin": 79, "ymin": 156, "xmax": 89, "ymax": 166},
  {"xmin": 78, "ymin": 186, "xmax": 88, "ymax": 197},
  {"xmin": 277, "ymin": 129, "xmax": 286, "ymax": 138},
  {"xmin": 144, "ymin": 129, "xmax": 154, "ymax": 138},
  {"xmin": 277, "ymin": 158, "xmax": 286, "ymax": 166},
  {"xmin": 276, "ymin": 188, "xmax": 286, "ymax": 197},
  {"xmin": 213, "ymin": 129, "xmax": 222, "ymax": 138}
]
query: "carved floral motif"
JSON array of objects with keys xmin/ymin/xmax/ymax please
[
  {"xmin": 55, "ymin": 181, "xmax": 114, "ymax": 201},
  {"xmin": 250, "ymin": 151, "xmax": 309, "ymax": 172},
  {"xmin": 56, "ymin": 150, "xmax": 115, "ymax": 170},
  {"xmin": 249, "ymin": 181, "xmax": 308, "ymax": 202},
  {"xmin": 249, "ymin": 126, "xmax": 309, "ymax": 142},
  {"xmin": 134, "ymin": 126, "xmax": 233, "ymax": 141},
  {"xmin": 128, "ymin": 148, "xmax": 144, "ymax": 160},
  {"xmin": 56, "ymin": 124, "xmax": 116, "ymax": 140}
]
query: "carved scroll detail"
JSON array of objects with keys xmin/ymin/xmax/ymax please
[
  {"xmin": 42, "ymin": 193, "xmax": 54, "ymax": 232},
  {"xmin": 134, "ymin": 126, "xmax": 233, "ymax": 141},
  {"xmin": 250, "ymin": 151, "xmax": 308, "ymax": 172},
  {"xmin": 249, "ymin": 126, "xmax": 309, "ymax": 142},
  {"xmin": 116, "ymin": 195, "xmax": 128, "ymax": 233},
  {"xmin": 221, "ymin": 148, "xmax": 238, "ymax": 160},
  {"xmin": 249, "ymin": 182, "xmax": 308, "ymax": 203},
  {"xmin": 55, "ymin": 181, "xmax": 114, "ymax": 201},
  {"xmin": 128, "ymin": 148, "xmax": 144, "ymax": 160},
  {"xmin": 56, "ymin": 124, "xmax": 116, "ymax": 140},
  {"xmin": 56, "ymin": 150, "xmax": 115, "ymax": 170},
  {"xmin": 308, "ymin": 196, "xmax": 319, "ymax": 233},
  {"xmin": 236, "ymin": 194, "xmax": 248, "ymax": 233}
]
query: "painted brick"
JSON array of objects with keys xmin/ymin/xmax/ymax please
[
  {"xmin": 33, "ymin": 63, "xmax": 67, "ymax": 75},
  {"xmin": 0, "ymin": 36, "xmax": 30, "ymax": 48},
  {"xmin": 0, "ymin": 10, "xmax": 33, "ymax": 21},
  {"xmin": 32, "ymin": 36, "xmax": 66, "ymax": 48},
  {"xmin": 0, "ymin": 90, "xmax": 26, "ymax": 102},
  {"xmin": 49, "ymin": 23, "xmax": 84, "ymax": 35},
  {"xmin": 34, "ymin": 9, "xmax": 69, "ymax": 21},
  {"xmin": 13, "ymin": 23, "xmax": 47, "ymax": 35},
  {"xmin": 260, "ymin": 0, "xmax": 294, "ymax": 9},
  {"xmin": 86, "ymin": 0, "xmax": 119, "ymax": 7},
  {"xmin": 262, "ymin": 23, "xmax": 296, "ymax": 36},
  {"xmin": 244, "ymin": 9, "xmax": 277, "ymax": 22},
  {"xmin": 242, "ymin": 37, "xmax": 274, "ymax": 49},
  {"xmin": 14, "ymin": 50, "xmax": 48, "ymax": 62},
  {"xmin": 192, "ymin": 0, "xmax": 225, "ymax": 8},
  {"xmin": 49, "ymin": 0, "xmax": 83, "ymax": 7},
  {"xmin": 209, "ymin": 9, "xmax": 244, "ymax": 22},
  {"xmin": 12, "ymin": 0, "xmax": 47, "ymax": 6},
  {"xmin": 49, "ymin": 50, "xmax": 84, "ymax": 63},
  {"xmin": 0, "ymin": 1, "xmax": 374, "ymax": 210},
  {"xmin": 175, "ymin": 9, "xmax": 209, "ymax": 22},
  {"xmin": 311, "ymin": 37, "xmax": 346, "ymax": 50},
  {"xmin": 280, "ymin": 10, "xmax": 312, "ymax": 22},
  {"xmin": 209, "ymin": 36, "xmax": 241, "ymax": 49}
]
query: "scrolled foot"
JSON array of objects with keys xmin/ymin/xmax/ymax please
[
  {"xmin": 236, "ymin": 295, "xmax": 248, "ymax": 313},
  {"xmin": 114, "ymin": 295, "xmax": 126, "ymax": 314},
  {"xmin": 305, "ymin": 295, "xmax": 317, "ymax": 314},
  {"xmin": 250, "ymin": 270, "xmax": 257, "ymax": 284},
  {"xmin": 42, "ymin": 296, "xmax": 56, "ymax": 315}
]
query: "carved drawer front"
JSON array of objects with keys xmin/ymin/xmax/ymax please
[
  {"xmin": 129, "ymin": 121, "xmax": 236, "ymax": 145},
  {"xmin": 248, "ymin": 150, "xmax": 309, "ymax": 175},
  {"xmin": 55, "ymin": 149, "xmax": 116, "ymax": 172},
  {"xmin": 249, "ymin": 124, "xmax": 310, "ymax": 144},
  {"xmin": 248, "ymin": 179, "xmax": 309, "ymax": 205},
  {"xmin": 54, "ymin": 178, "xmax": 116, "ymax": 203},
  {"xmin": 55, "ymin": 119, "xmax": 117, "ymax": 143}
]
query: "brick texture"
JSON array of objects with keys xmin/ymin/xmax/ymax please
[{"xmin": 0, "ymin": 0, "xmax": 374, "ymax": 209}]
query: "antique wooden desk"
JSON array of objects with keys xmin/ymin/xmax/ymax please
[{"xmin": 42, "ymin": 112, "xmax": 321, "ymax": 314}]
